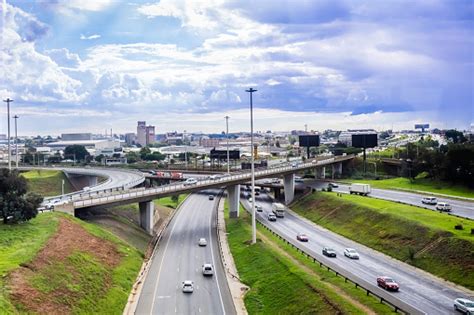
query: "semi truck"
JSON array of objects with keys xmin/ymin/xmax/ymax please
[
  {"xmin": 271, "ymin": 202, "xmax": 286, "ymax": 218},
  {"xmin": 349, "ymin": 183, "xmax": 371, "ymax": 196}
]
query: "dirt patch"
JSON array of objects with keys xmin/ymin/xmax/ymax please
[
  {"xmin": 8, "ymin": 217, "xmax": 122, "ymax": 315},
  {"xmin": 257, "ymin": 231, "xmax": 377, "ymax": 315}
]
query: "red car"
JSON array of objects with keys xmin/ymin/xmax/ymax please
[
  {"xmin": 377, "ymin": 276, "xmax": 399, "ymax": 291},
  {"xmin": 296, "ymin": 233, "xmax": 309, "ymax": 242}
]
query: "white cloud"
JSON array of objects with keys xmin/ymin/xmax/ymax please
[
  {"xmin": 59, "ymin": 0, "xmax": 114, "ymax": 12},
  {"xmin": 80, "ymin": 34, "xmax": 101, "ymax": 40}
]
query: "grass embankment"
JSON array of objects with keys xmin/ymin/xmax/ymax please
[
  {"xmin": 346, "ymin": 177, "xmax": 474, "ymax": 199},
  {"xmin": 21, "ymin": 170, "xmax": 73, "ymax": 197},
  {"xmin": 292, "ymin": 192, "xmax": 474, "ymax": 289},
  {"xmin": 0, "ymin": 212, "xmax": 143, "ymax": 314},
  {"xmin": 225, "ymin": 203, "xmax": 393, "ymax": 314}
]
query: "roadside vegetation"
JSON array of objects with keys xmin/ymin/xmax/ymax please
[
  {"xmin": 345, "ymin": 176, "xmax": 474, "ymax": 199},
  {"xmin": 21, "ymin": 169, "xmax": 73, "ymax": 196},
  {"xmin": 0, "ymin": 212, "xmax": 142, "ymax": 314},
  {"xmin": 292, "ymin": 192, "xmax": 474, "ymax": 290},
  {"xmin": 225, "ymin": 203, "xmax": 394, "ymax": 314}
]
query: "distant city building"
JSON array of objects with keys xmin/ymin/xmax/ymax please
[
  {"xmin": 125, "ymin": 133, "xmax": 136, "ymax": 146},
  {"xmin": 136, "ymin": 121, "xmax": 156, "ymax": 146},
  {"xmin": 200, "ymin": 137, "xmax": 220, "ymax": 147},
  {"xmin": 61, "ymin": 133, "xmax": 92, "ymax": 141},
  {"xmin": 165, "ymin": 132, "xmax": 184, "ymax": 145},
  {"xmin": 0, "ymin": 134, "xmax": 6, "ymax": 140}
]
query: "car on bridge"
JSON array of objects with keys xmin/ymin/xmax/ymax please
[
  {"xmin": 184, "ymin": 178, "xmax": 198, "ymax": 186},
  {"xmin": 182, "ymin": 280, "xmax": 194, "ymax": 293},
  {"xmin": 377, "ymin": 276, "xmax": 400, "ymax": 291}
]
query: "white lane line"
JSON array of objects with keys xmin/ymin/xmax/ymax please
[
  {"xmin": 208, "ymin": 199, "xmax": 226, "ymax": 315},
  {"xmin": 150, "ymin": 199, "xmax": 187, "ymax": 314}
]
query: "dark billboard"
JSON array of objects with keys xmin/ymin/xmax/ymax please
[
  {"xmin": 415, "ymin": 124, "xmax": 430, "ymax": 129},
  {"xmin": 352, "ymin": 134, "xmax": 378, "ymax": 148},
  {"xmin": 210, "ymin": 149, "xmax": 240, "ymax": 160},
  {"xmin": 299, "ymin": 135, "xmax": 320, "ymax": 147}
]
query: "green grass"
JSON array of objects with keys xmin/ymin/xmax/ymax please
[
  {"xmin": 155, "ymin": 194, "xmax": 188, "ymax": 209},
  {"xmin": 0, "ymin": 213, "xmax": 60, "ymax": 312},
  {"xmin": 292, "ymin": 192, "xmax": 474, "ymax": 289},
  {"xmin": 0, "ymin": 213, "xmax": 143, "ymax": 314},
  {"xmin": 225, "ymin": 202, "xmax": 393, "ymax": 314},
  {"xmin": 21, "ymin": 170, "xmax": 73, "ymax": 197},
  {"xmin": 345, "ymin": 177, "xmax": 474, "ymax": 199}
]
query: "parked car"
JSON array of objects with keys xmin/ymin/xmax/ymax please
[
  {"xmin": 421, "ymin": 197, "xmax": 438, "ymax": 205},
  {"xmin": 198, "ymin": 238, "xmax": 207, "ymax": 246},
  {"xmin": 344, "ymin": 248, "xmax": 360, "ymax": 259},
  {"xmin": 183, "ymin": 178, "xmax": 198, "ymax": 186},
  {"xmin": 322, "ymin": 247, "xmax": 337, "ymax": 257},
  {"xmin": 296, "ymin": 233, "xmax": 309, "ymax": 242},
  {"xmin": 255, "ymin": 204, "xmax": 263, "ymax": 212},
  {"xmin": 202, "ymin": 264, "xmax": 214, "ymax": 276},
  {"xmin": 182, "ymin": 280, "xmax": 194, "ymax": 293},
  {"xmin": 208, "ymin": 195, "xmax": 215, "ymax": 201},
  {"xmin": 268, "ymin": 213, "xmax": 277, "ymax": 221},
  {"xmin": 436, "ymin": 202, "xmax": 452, "ymax": 212},
  {"xmin": 454, "ymin": 298, "xmax": 474, "ymax": 314},
  {"xmin": 377, "ymin": 276, "xmax": 400, "ymax": 291}
]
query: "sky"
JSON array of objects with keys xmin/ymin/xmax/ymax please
[{"xmin": 0, "ymin": 0, "xmax": 473, "ymax": 136}]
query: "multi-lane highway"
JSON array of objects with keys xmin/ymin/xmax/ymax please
[
  {"xmin": 305, "ymin": 181, "xmax": 474, "ymax": 219},
  {"xmin": 242, "ymin": 192, "xmax": 473, "ymax": 315},
  {"xmin": 136, "ymin": 192, "xmax": 235, "ymax": 314}
]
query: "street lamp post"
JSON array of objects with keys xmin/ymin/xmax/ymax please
[
  {"xmin": 13, "ymin": 115, "xmax": 19, "ymax": 168},
  {"xmin": 3, "ymin": 98, "xmax": 13, "ymax": 170},
  {"xmin": 246, "ymin": 87, "xmax": 257, "ymax": 244},
  {"xmin": 225, "ymin": 116, "xmax": 230, "ymax": 174}
]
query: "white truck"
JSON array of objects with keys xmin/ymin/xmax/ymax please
[
  {"xmin": 349, "ymin": 183, "xmax": 371, "ymax": 196},
  {"xmin": 271, "ymin": 202, "xmax": 286, "ymax": 218}
]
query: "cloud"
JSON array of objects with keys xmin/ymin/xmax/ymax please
[{"xmin": 80, "ymin": 34, "xmax": 101, "ymax": 40}]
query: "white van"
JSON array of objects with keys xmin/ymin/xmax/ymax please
[{"xmin": 435, "ymin": 202, "xmax": 452, "ymax": 212}]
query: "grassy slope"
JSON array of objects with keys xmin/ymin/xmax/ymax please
[
  {"xmin": 0, "ymin": 213, "xmax": 143, "ymax": 314},
  {"xmin": 346, "ymin": 177, "xmax": 474, "ymax": 198},
  {"xmin": 21, "ymin": 170, "xmax": 73, "ymax": 197},
  {"xmin": 225, "ymin": 203, "xmax": 393, "ymax": 314},
  {"xmin": 292, "ymin": 192, "xmax": 474, "ymax": 289}
]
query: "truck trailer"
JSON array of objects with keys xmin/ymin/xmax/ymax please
[
  {"xmin": 349, "ymin": 183, "xmax": 371, "ymax": 196},
  {"xmin": 271, "ymin": 202, "xmax": 286, "ymax": 218}
]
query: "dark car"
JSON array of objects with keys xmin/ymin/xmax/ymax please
[
  {"xmin": 208, "ymin": 195, "xmax": 214, "ymax": 200},
  {"xmin": 296, "ymin": 233, "xmax": 309, "ymax": 242},
  {"xmin": 322, "ymin": 247, "xmax": 337, "ymax": 257},
  {"xmin": 377, "ymin": 276, "xmax": 400, "ymax": 291}
]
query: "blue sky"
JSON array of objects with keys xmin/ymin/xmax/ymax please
[{"xmin": 0, "ymin": 0, "xmax": 473, "ymax": 135}]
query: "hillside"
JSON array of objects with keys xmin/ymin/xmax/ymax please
[
  {"xmin": 0, "ymin": 212, "xmax": 143, "ymax": 314},
  {"xmin": 21, "ymin": 170, "xmax": 74, "ymax": 197}
]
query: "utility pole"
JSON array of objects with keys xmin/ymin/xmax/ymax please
[
  {"xmin": 3, "ymin": 98, "xmax": 13, "ymax": 170},
  {"xmin": 305, "ymin": 124, "xmax": 307, "ymax": 133},
  {"xmin": 246, "ymin": 87, "xmax": 257, "ymax": 244},
  {"xmin": 13, "ymin": 115, "xmax": 19, "ymax": 168},
  {"xmin": 225, "ymin": 116, "xmax": 230, "ymax": 174}
]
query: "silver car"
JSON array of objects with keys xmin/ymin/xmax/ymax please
[
  {"xmin": 344, "ymin": 248, "xmax": 360, "ymax": 259},
  {"xmin": 182, "ymin": 280, "xmax": 194, "ymax": 293},
  {"xmin": 454, "ymin": 298, "xmax": 474, "ymax": 314},
  {"xmin": 202, "ymin": 263, "xmax": 214, "ymax": 276}
]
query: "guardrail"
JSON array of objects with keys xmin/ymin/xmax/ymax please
[{"xmin": 72, "ymin": 156, "xmax": 353, "ymax": 208}]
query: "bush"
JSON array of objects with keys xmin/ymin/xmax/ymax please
[{"xmin": 454, "ymin": 224, "xmax": 464, "ymax": 230}]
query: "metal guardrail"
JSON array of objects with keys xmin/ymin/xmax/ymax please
[{"xmin": 72, "ymin": 156, "xmax": 353, "ymax": 208}]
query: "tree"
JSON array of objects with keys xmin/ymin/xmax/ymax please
[
  {"xmin": 64, "ymin": 145, "xmax": 89, "ymax": 161},
  {"xmin": 0, "ymin": 169, "xmax": 43, "ymax": 224},
  {"xmin": 95, "ymin": 154, "xmax": 104, "ymax": 163},
  {"xmin": 126, "ymin": 151, "xmax": 139, "ymax": 164},
  {"xmin": 445, "ymin": 130, "xmax": 467, "ymax": 144},
  {"xmin": 275, "ymin": 140, "xmax": 280, "ymax": 148},
  {"xmin": 139, "ymin": 147, "xmax": 151, "ymax": 160}
]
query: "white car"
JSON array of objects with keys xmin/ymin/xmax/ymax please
[
  {"xmin": 202, "ymin": 263, "xmax": 214, "ymax": 276},
  {"xmin": 454, "ymin": 298, "xmax": 474, "ymax": 314},
  {"xmin": 436, "ymin": 202, "xmax": 452, "ymax": 212},
  {"xmin": 198, "ymin": 238, "xmax": 207, "ymax": 246},
  {"xmin": 421, "ymin": 197, "xmax": 438, "ymax": 205},
  {"xmin": 255, "ymin": 204, "xmax": 263, "ymax": 212},
  {"xmin": 182, "ymin": 280, "xmax": 194, "ymax": 293},
  {"xmin": 183, "ymin": 178, "xmax": 198, "ymax": 186},
  {"xmin": 344, "ymin": 248, "xmax": 360, "ymax": 259}
]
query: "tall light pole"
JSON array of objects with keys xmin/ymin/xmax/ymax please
[
  {"xmin": 3, "ymin": 98, "xmax": 13, "ymax": 170},
  {"xmin": 13, "ymin": 115, "xmax": 19, "ymax": 168},
  {"xmin": 246, "ymin": 87, "xmax": 257, "ymax": 244},
  {"xmin": 225, "ymin": 116, "xmax": 230, "ymax": 174}
]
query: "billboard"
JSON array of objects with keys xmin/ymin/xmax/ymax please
[
  {"xmin": 210, "ymin": 149, "xmax": 240, "ymax": 160},
  {"xmin": 351, "ymin": 133, "xmax": 378, "ymax": 148},
  {"xmin": 299, "ymin": 135, "xmax": 320, "ymax": 147},
  {"xmin": 415, "ymin": 124, "xmax": 430, "ymax": 130}
]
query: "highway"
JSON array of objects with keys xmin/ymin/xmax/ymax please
[
  {"xmin": 305, "ymin": 181, "xmax": 474, "ymax": 220},
  {"xmin": 242, "ymin": 192, "xmax": 473, "ymax": 315},
  {"xmin": 136, "ymin": 192, "xmax": 235, "ymax": 315}
]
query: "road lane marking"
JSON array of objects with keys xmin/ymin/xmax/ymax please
[
  {"xmin": 208, "ymin": 200, "xmax": 226, "ymax": 315},
  {"xmin": 157, "ymin": 295, "xmax": 171, "ymax": 299}
]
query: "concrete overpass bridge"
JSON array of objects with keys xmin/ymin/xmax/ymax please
[{"xmin": 56, "ymin": 155, "xmax": 353, "ymax": 234}]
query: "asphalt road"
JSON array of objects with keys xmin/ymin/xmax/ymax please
[
  {"xmin": 136, "ymin": 192, "xmax": 235, "ymax": 315},
  {"xmin": 242, "ymin": 192, "xmax": 473, "ymax": 315},
  {"xmin": 305, "ymin": 180, "xmax": 474, "ymax": 220}
]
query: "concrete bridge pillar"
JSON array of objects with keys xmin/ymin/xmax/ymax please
[
  {"xmin": 227, "ymin": 184, "xmax": 240, "ymax": 218},
  {"xmin": 139, "ymin": 200, "xmax": 154, "ymax": 235},
  {"xmin": 273, "ymin": 187, "xmax": 282, "ymax": 200},
  {"xmin": 88, "ymin": 176, "xmax": 98, "ymax": 187},
  {"xmin": 332, "ymin": 162, "xmax": 342, "ymax": 178},
  {"xmin": 283, "ymin": 173, "xmax": 295, "ymax": 205}
]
